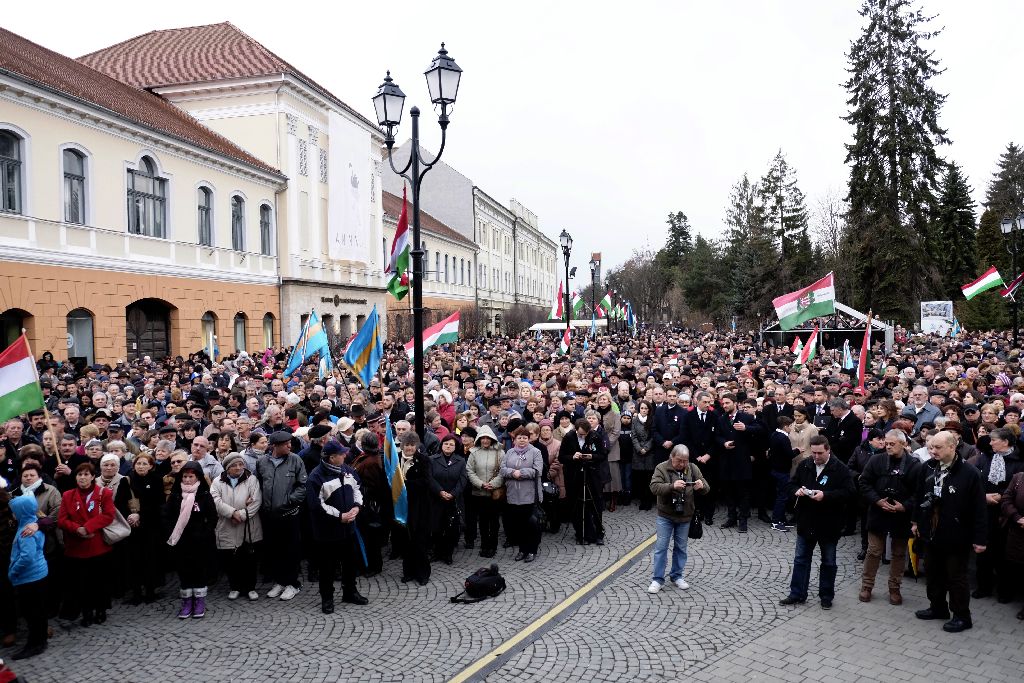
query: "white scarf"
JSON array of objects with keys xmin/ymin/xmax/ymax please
[{"xmin": 20, "ymin": 479, "xmax": 43, "ymax": 496}]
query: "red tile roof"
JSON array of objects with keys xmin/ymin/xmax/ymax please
[
  {"xmin": 79, "ymin": 22, "xmax": 378, "ymax": 132},
  {"xmin": 382, "ymin": 191, "xmax": 476, "ymax": 248},
  {"xmin": 0, "ymin": 27, "xmax": 280, "ymax": 176}
]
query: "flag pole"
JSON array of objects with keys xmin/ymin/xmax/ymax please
[{"xmin": 19, "ymin": 330, "xmax": 63, "ymax": 467}]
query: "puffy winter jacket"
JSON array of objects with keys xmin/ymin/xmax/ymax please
[{"xmin": 9, "ymin": 495, "xmax": 48, "ymax": 586}]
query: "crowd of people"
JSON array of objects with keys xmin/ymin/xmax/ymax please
[{"xmin": 2, "ymin": 323, "xmax": 1023, "ymax": 660}]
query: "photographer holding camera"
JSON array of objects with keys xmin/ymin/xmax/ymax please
[
  {"xmin": 647, "ymin": 444, "xmax": 708, "ymax": 594},
  {"xmin": 779, "ymin": 434, "xmax": 855, "ymax": 609},
  {"xmin": 857, "ymin": 429, "xmax": 921, "ymax": 605}
]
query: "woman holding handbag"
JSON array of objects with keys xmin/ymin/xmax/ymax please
[
  {"xmin": 211, "ymin": 454, "xmax": 263, "ymax": 602},
  {"xmin": 466, "ymin": 426, "xmax": 505, "ymax": 559},
  {"xmin": 57, "ymin": 462, "xmax": 115, "ymax": 626},
  {"xmin": 428, "ymin": 435, "xmax": 468, "ymax": 565},
  {"xmin": 115, "ymin": 452, "xmax": 165, "ymax": 605}
]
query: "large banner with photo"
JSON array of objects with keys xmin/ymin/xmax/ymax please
[
  {"xmin": 920, "ymin": 300, "xmax": 953, "ymax": 335},
  {"xmin": 328, "ymin": 112, "xmax": 372, "ymax": 264}
]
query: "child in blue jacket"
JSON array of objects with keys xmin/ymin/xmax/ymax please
[{"xmin": 8, "ymin": 494, "xmax": 48, "ymax": 660}]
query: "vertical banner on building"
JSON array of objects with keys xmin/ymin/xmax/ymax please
[
  {"xmin": 328, "ymin": 112, "xmax": 371, "ymax": 263},
  {"xmin": 920, "ymin": 301, "xmax": 953, "ymax": 335}
]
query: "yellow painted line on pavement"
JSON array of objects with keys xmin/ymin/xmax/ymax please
[{"xmin": 449, "ymin": 533, "xmax": 657, "ymax": 683}]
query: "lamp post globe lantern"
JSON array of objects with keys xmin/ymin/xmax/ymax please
[
  {"xmin": 424, "ymin": 43, "xmax": 463, "ymax": 108},
  {"xmin": 559, "ymin": 229, "xmax": 573, "ymax": 332},
  {"xmin": 1002, "ymin": 217, "xmax": 1014, "ymax": 235},
  {"xmin": 372, "ymin": 71, "xmax": 406, "ymax": 144}
]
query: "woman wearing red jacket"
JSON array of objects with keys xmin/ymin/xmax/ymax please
[{"xmin": 57, "ymin": 462, "xmax": 114, "ymax": 626}]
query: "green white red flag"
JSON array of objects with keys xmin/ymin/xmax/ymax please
[
  {"xmin": 790, "ymin": 335, "xmax": 803, "ymax": 354},
  {"xmin": 1000, "ymin": 272, "xmax": 1024, "ymax": 299},
  {"xmin": 405, "ymin": 311, "xmax": 459, "ymax": 358},
  {"xmin": 548, "ymin": 281, "xmax": 564, "ymax": 320},
  {"xmin": 558, "ymin": 327, "xmax": 570, "ymax": 355},
  {"xmin": 386, "ymin": 186, "xmax": 411, "ymax": 300},
  {"xmin": 773, "ymin": 273, "xmax": 836, "ymax": 330},
  {"xmin": 0, "ymin": 335, "xmax": 45, "ymax": 423},
  {"xmin": 857, "ymin": 312, "xmax": 873, "ymax": 391},
  {"xmin": 792, "ymin": 326, "xmax": 818, "ymax": 368},
  {"xmin": 961, "ymin": 266, "xmax": 1003, "ymax": 300}
]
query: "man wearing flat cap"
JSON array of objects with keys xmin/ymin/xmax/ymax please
[
  {"xmin": 256, "ymin": 430, "xmax": 308, "ymax": 602},
  {"xmin": 299, "ymin": 424, "xmax": 333, "ymax": 477}
]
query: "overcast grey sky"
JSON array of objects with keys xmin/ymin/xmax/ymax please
[{"xmin": 6, "ymin": 1, "xmax": 1023, "ymax": 277}]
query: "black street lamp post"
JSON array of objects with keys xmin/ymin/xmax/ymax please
[
  {"xmin": 373, "ymin": 44, "xmax": 462, "ymax": 439},
  {"xmin": 589, "ymin": 257, "xmax": 599, "ymax": 331},
  {"xmin": 1001, "ymin": 215, "xmax": 1024, "ymax": 348},
  {"xmin": 559, "ymin": 230, "xmax": 573, "ymax": 333}
]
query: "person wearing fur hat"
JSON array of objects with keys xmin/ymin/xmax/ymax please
[
  {"xmin": 306, "ymin": 440, "xmax": 368, "ymax": 614},
  {"xmin": 164, "ymin": 461, "xmax": 217, "ymax": 619},
  {"xmin": 211, "ymin": 453, "xmax": 263, "ymax": 601}
]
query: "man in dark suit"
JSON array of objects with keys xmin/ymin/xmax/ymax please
[
  {"xmin": 810, "ymin": 386, "xmax": 831, "ymax": 430},
  {"xmin": 652, "ymin": 387, "xmax": 685, "ymax": 465},
  {"xmin": 823, "ymin": 397, "xmax": 863, "ymax": 466},
  {"xmin": 760, "ymin": 387, "xmax": 795, "ymax": 432},
  {"xmin": 715, "ymin": 393, "xmax": 763, "ymax": 532},
  {"xmin": 683, "ymin": 391, "xmax": 717, "ymax": 523}
]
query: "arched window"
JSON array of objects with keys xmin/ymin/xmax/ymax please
[
  {"xmin": 259, "ymin": 204, "xmax": 273, "ymax": 256},
  {"xmin": 63, "ymin": 149, "xmax": 86, "ymax": 224},
  {"xmin": 197, "ymin": 187, "xmax": 213, "ymax": 246},
  {"xmin": 66, "ymin": 308, "xmax": 94, "ymax": 364},
  {"xmin": 262, "ymin": 313, "xmax": 275, "ymax": 349},
  {"xmin": 231, "ymin": 195, "xmax": 245, "ymax": 251},
  {"xmin": 233, "ymin": 312, "xmax": 247, "ymax": 353},
  {"xmin": 127, "ymin": 156, "xmax": 166, "ymax": 237},
  {"xmin": 0, "ymin": 130, "xmax": 23, "ymax": 214},
  {"xmin": 201, "ymin": 311, "xmax": 218, "ymax": 359}
]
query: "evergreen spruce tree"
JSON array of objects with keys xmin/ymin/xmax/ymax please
[
  {"xmin": 934, "ymin": 162, "xmax": 977, "ymax": 299},
  {"xmin": 843, "ymin": 0, "xmax": 950, "ymax": 322},
  {"xmin": 681, "ymin": 235, "xmax": 729, "ymax": 319},
  {"xmin": 724, "ymin": 174, "xmax": 778, "ymax": 320},
  {"xmin": 759, "ymin": 150, "xmax": 814, "ymax": 288},
  {"xmin": 985, "ymin": 143, "xmax": 1024, "ymax": 222},
  {"xmin": 663, "ymin": 211, "xmax": 693, "ymax": 266}
]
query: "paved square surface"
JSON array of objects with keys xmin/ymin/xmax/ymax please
[{"xmin": 7, "ymin": 506, "xmax": 1023, "ymax": 682}]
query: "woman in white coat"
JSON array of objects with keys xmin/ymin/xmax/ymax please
[{"xmin": 211, "ymin": 453, "xmax": 263, "ymax": 601}]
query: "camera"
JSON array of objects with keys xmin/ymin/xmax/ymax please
[
  {"xmin": 671, "ymin": 494, "xmax": 686, "ymax": 514},
  {"xmin": 919, "ymin": 492, "xmax": 934, "ymax": 511},
  {"xmin": 883, "ymin": 487, "xmax": 898, "ymax": 506}
]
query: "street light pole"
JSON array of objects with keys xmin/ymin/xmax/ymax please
[
  {"xmin": 373, "ymin": 45, "xmax": 463, "ymax": 439},
  {"xmin": 590, "ymin": 261, "xmax": 598, "ymax": 332},
  {"xmin": 559, "ymin": 229, "xmax": 573, "ymax": 333}
]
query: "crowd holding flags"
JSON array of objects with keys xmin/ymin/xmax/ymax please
[
  {"xmin": 284, "ymin": 310, "xmax": 333, "ymax": 379},
  {"xmin": 792, "ymin": 326, "xmax": 819, "ymax": 368},
  {"xmin": 405, "ymin": 311, "xmax": 460, "ymax": 359},
  {"xmin": 0, "ymin": 334, "xmax": 45, "ymax": 423}
]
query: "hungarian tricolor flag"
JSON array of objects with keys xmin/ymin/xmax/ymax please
[
  {"xmin": 0, "ymin": 335, "xmax": 44, "ymax": 423},
  {"xmin": 792, "ymin": 326, "xmax": 819, "ymax": 368},
  {"xmin": 1000, "ymin": 272, "xmax": 1024, "ymax": 299},
  {"xmin": 571, "ymin": 291, "xmax": 586, "ymax": 317},
  {"xmin": 405, "ymin": 311, "xmax": 459, "ymax": 358},
  {"xmin": 773, "ymin": 273, "xmax": 836, "ymax": 331},
  {"xmin": 597, "ymin": 291, "xmax": 612, "ymax": 317},
  {"xmin": 558, "ymin": 327, "xmax": 570, "ymax": 355},
  {"xmin": 549, "ymin": 281, "xmax": 564, "ymax": 320},
  {"xmin": 857, "ymin": 312, "xmax": 873, "ymax": 391},
  {"xmin": 961, "ymin": 266, "xmax": 1004, "ymax": 300},
  {"xmin": 790, "ymin": 335, "xmax": 803, "ymax": 354},
  {"xmin": 386, "ymin": 186, "xmax": 411, "ymax": 300}
]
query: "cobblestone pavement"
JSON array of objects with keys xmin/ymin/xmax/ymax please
[{"xmin": 7, "ymin": 506, "xmax": 1023, "ymax": 682}]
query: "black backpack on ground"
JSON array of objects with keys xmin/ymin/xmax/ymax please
[{"xmin": 450, "ymin": 564, "xmax": 506, "ymax": 603}]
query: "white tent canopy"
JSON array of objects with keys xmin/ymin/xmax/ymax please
[{"xmin": 528, "ymin": 320, "xmax": 607, "ymax": 331}]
